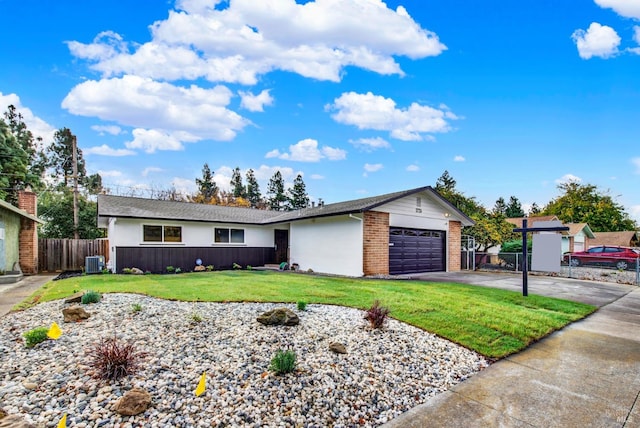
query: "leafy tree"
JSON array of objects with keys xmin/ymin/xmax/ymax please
[
  {"xmin": 266, "ymin": 170, "xmax": 287, "ymax": 211},
  {"xmin": 194, "ymin": 163, "xmax": 218, "ymax": 204},
  {"xmin": 287, "ymin": 174, "xmax": 309, "ymax": 210},
  {"xmin": 541, "ymin": 182, "xmax": 637, "ymax": 231},
  {"xmin": 245, "ymin": 168, "xmax": 262, "ymax": 208},
  {"xmin": 529, "ymin": 202, "xmax": 541, "ymax": 216},
  {"xmin": 434, "ymin": 170, "xmax": 484, "ymax": 217},
  {"xmin": 48, "ymin": 127, "xmax": 86, "ymax": 188},
  {"xmin": 505, "ymin": 196, "xmax": 525, "ymax": 218},
  {"xmin": 0, "ymin": 106, "xmax": 48, "ymax": 204},
  {"xmin": 38, "ymin": 188, "xmax": 104, "ymax": 239},
  {"xmin": 230, "ymin": 167, "xmax": 246, "ymax": 199},
  {"xmin": 493, "ymin": 197, "xmax": 507, "ymax": 216}
]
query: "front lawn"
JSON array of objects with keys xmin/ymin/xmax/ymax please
[{"xmin": 17, "ymin": 270, "xmax": 595, "ymax": 358}]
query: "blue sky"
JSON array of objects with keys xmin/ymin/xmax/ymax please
[{"xmin": 1, "ymin": 0, "xmax": 639, "ymax": 221}]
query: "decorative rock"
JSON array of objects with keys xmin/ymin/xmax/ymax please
[
  {"xmin": 114, "ymin": 387, "xmax": 152, "ymax": 416},
  {"xmin": 194, "ymin": 265, "xmax": 206, "ymax": 272},
  {"xmin": 63, "ymin": 305, "xmax": 91, "ymax": 323},
  {"xmin": 131, "ymin": 268, "xmax": 144, "ymax": 275},
  {"xmin": 64, "ymin": 291, "xmax": 85, "ymax": 304},
  {"xmin": 257, "ymin": 308, "xmax": 299, "ymax": 326},
  {"xmin": 22, "ymin": 381, "xmax": 37, "ymax": 390},
  {"xmin": 329, "ymin": 342, "xmax": 347, "ymax": 354},
  {"xmin": 0, "ymin": 415, "xmax": 35, "ymax": 428}
]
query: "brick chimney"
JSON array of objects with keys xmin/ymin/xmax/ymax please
[{"xmin": 17, "ymin": 189, "xmax": 38, "ymax": 275}]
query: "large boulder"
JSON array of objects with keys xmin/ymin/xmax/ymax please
[
  {"xmin": 257, "ymin": 308, "xmax": 299, "ymax": 326},
  {"xmin": 329, "ymin": 342, "xmax": 347, "ymax": 354},
  {"xmin": 114, "ymin": 387, "xmax": 152, "ymax": 416},
  {"xmin": 63, "ymin": 305, "xmax": 91, "ymax": 323}
]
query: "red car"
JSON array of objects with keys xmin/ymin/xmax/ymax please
[{"xmin": 564, "ymin": 246, "xmax": 640, "ymax": 270}]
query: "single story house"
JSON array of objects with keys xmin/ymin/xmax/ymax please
[
  {"xmin": 0, "ymin": 190, "xmax": 43, "ymax": 275},
  {"xmin": 97, "ymin": 186, "xmax": 474, "ymax": 277},
  {"xmin": 561, "ymin": 223, "xmax": 595, "ymax": 253},
  {"xmin": 589, "ymin": 231, "xmax": 640, "ymax": 249}
]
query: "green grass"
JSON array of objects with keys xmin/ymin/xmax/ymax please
[{"xmin": 15, "ymin": 271, "xmax": 596, "ymax": 358}]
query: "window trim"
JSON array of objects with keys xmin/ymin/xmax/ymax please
[{"xmin": 142, "ymin": 224, "xmax": 183, "ymax": 244}]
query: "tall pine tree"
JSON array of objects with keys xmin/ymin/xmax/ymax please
[
  {"xmin": 287, "ymin": 174, "xmax": 309, "ymax": 210},
  {"xmin": 245, "ymin": 169, "xmax": 262, "ymax": 208},
  {"xmin": 266, "ymin": 170, "xmax": 287, "ymax": 211},
  {"xmin": 194, "ymin": 163, "xmax": 219, "ymax": 204},
  {"xmin": 230, "ymin": 167, "xmax": 246, "ymax": 199}
]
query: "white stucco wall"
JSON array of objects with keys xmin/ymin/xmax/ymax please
[
  {"xmin": 376, "ymin": 191, "xmax": 455, "ymax": 231},
  {"xmin": 107, "ymin": 218, "xmax": 276, "ymax": 247},
  {"xmin": 289, "ymin": 215, "xmax": 363, "ymax": 277}
]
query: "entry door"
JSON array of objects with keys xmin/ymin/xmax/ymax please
[{"xmin": 274, "ymin": 230, "xmax": 289, "ymax": 264}]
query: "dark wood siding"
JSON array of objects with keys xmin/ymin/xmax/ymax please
[{"xmin": 115, "ymin": 246, "xmax": 276, "ymax": 273}]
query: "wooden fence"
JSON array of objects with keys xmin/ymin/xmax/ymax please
[{"xmin": 38, "ymin": 239, "xmax": 109, "ymax": 272}]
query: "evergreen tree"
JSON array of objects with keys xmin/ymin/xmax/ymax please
[
  {"xmin": 230, "ymin": 167, "xmax": 246, "ymax": 199},
  {"xmin": 493, "ymin": 197, "xmax": 507, "ymax": 216},
  {"xmin": 266, "ymin": 170, "xmax": 287, "ymax": 211},
  {"xmin": 0, "ymin": 120, "xmax": 28, "ymax": 204},
  {"xmin": 37, "ymin": 188, "xmax": 104, "ymax": 239},
  {"xmin": 245, "ymin": 169, "xmax": 262, "ymax": 208},
  {"xmin": 505, "ymin": 196, "xmax": 525, "ymax": 218},
  {"xmin": 435, "ymin": 170, "xmax": 456, "ymax": 193},
  {"xmin": 194, "ymin": 163, "xmax": 218, "ymax": 204},
  {"xmin": 287, "ymin": 174, "xmax": 309, "ymax": 210},
  {"xmin": 529, "ymin": 202, "xmax": 541, "ymax": 216},
  {"xmin": 48, "ymin": 127, "xmax": 86, "ymax": 188}
]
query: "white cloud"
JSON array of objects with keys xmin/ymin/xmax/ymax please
[
  {"xmin": 406, "ymin": 164, "xmax": 419, "ymax": 172},
  {"xmin": 254, "ymin": 165, "xmax": 298, "ymax": 182},
  {"xmin": 454, "ymin": 155, "xmax": 465, "ymax": 162},
  {"xmin": 142, "ymin": 167, "xmax": 164, "ymax": 177},
  {"xmin": 84, "ymin": 144, "xmax": 136, "ymax": 156},
  {"xmin": 594, "ymin": 0, "xmax": 640, "ymax": 19},
  {"xmin": 97, "ymin": 170, "xmax": 123, "ymax": 177},
  {"xmin": 239, "ymin": 89, "xmax": 274, "ymax": 112},
  {"xmin": 572, "ymin": 22, "xmax": 621, "ymax": 59},
  {"xmin": 364, "ymin": 163, "xmax": 383, "ymax": 172},
  {"xmin": 269, "ymin": 138, "xmax": 346, "ymax": 162},
  {"xmin": 630, "ymin": 205, "xmax": 640, "ymax": 223},
  {"xmin": 632, "ymin": 157, "xmax": 640, "ymax": 173},
  {"xmin": 310, "ymin": 174, "xmax": 324, "ymax": 179},
  {"xmin": 171, "ymin": 177, "xmax": 197, "ymax": 195},
  {"xmin": 125, "ymin": 129, "xmax": 187, "ymax": 153},
  {"xmin": 0, "ymin": 92, "xmax": 57, "ymax": 144},
  {"xmin": 62, "ymin": 75, "xmax": 249, "ymax": 147},
  {"xmin": 68, "ymin": 0, "xmax": 445, "ymax": 84},
  {"xmin": 350, "ymin": 137, "xmax": 391, "ymax": 152},
  {"xmin": 328, "ymin": 92, "xmax": 457, "ymax": 141},
  {"xmin": 555, "ymin": 174, "xmax": 583, "ymax": 184},
  {"xmin": 631, "ymin": 26, "xmax": 640, "ymax": 55},
  {"xmin": 91, "ymin": 124, "xmax": 123, "ymax": 135}
]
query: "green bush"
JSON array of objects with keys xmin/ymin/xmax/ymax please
[
  {"xmin": 189, "ymin": 312, "xmax": 203, "ymax": 323},
  {"xmin": 81, "ymin": 290, "xmax": 102, "ymax": 304},
  {"xmin": 205, "ymin": 265, "xmax": 214, "ymax": 272},
  {"xmin": 232, "ymin": 263, "xmax": 242, "ymax": 270},
  {"xmin": 122, "ymin": 268, "xmax": 132, "ymax": 274},
  {"xmin": 269, "ymin": 349, "xmax": 297, "ymax": 375},
  {"xmin": 131, "ymin": 303, "xmax": 143, "ymax": 313},
  {"xmin": 175, "ymin": 267, "xmax": 182, "ymax": 274},
  {"xmin": 23, "ymin": 327, "xmax": 49, "ymax": 348},
  {"xmin": 166, "ymin": 266, "xmax": 175, "ymax": 274},
  {"xmin": 297, "ymin": 301, "xmax": 307, "ymax": 311}
]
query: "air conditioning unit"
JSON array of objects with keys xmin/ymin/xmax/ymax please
[{"xmin": 85, "ymin": 256, "xmax": 105, "ymax": 274}]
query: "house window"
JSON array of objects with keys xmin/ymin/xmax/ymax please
[
  {"xmin": 215, "ymin": 228, "xmax": 245, "ymax": 244},
  {"xmin": 143, "ymin": 225, "xmax": 182, "ymax": 243}
]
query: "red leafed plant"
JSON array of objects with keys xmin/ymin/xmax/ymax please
[
  {"xmin": 87, "ymin": 336, "xmax": 148, "ymax": 381},
  {"xmin": 364, "ymin": 300, "xmax": 390, "ymax": 329}
]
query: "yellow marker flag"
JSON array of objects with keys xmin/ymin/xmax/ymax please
[
  {"xmin": 57, "ymin": 414, "xmax": 67, "ymax": 428},
  {"xmin": 47, "ymin": 322, "xmax": 62, "ymax": 340},
  {"xmin": 195, "ymin": 372, "xmax": 206, "ymax": 397}
]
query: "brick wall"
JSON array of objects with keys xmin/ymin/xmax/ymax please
[
  {"xmin": 18, "ymin": 190, "xmax": 38, "ymax": 274},
  {"xmin": 363, "ymin": 211, "xmax": 389, "ymax": 275},
  {"xmin": 448, "ymin": 220, "xmax": 462, "ymax": 271}
]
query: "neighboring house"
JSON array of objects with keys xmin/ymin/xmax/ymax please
[
  {"xmin": 0, "ymin": 190, "xmax": 43, "ymax": 275},
  {"xmin": 97, "ymin": 186, "xmax": 474, "ymax": 277},
  {"xmin": 561, "ymin": 223, "xmax": 595, "ymax": 253},
  {"xmin": 589, "ymin": 231, "xmax": 640, "ymax": 249}
]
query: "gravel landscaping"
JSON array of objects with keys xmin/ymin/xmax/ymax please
[{"xmin": 0, "ymin": 294, "xmax": 489, "ymax": 427}]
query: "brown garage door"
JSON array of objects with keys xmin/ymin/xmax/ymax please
[{"xmin": 389, "ymin": 228, "xmax": 446, "ymax": 274}]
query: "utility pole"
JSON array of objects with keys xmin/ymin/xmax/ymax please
[{"xmin": 72, "ymin": 135, "xmax": 79, "ymax": 239}]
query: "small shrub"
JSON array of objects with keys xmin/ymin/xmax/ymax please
[
  {"xmin": 166, "ymin": 266, "xmax": 175, "ymax": 274},
  {"xmin": 101, "ymin": 268, "xmax": 111, "ymax": 274},
  {"xmin": 23, "ymin": 327, "xmax": 49, "ymax": 348},
  {"xmin": 189, "ymin": 312, "xmax": 203, "ymax": 323},
  {"xmin": 269, "ymin": 349, "xmax": 297, "ymax": 375},
  {"xmin": 131, "ymin": 303, "xmax": 143, "ymax": 313},
  {"xmin": 144, "ymin": 270, "xmax": 151, "ymax": 275},
  {"xmin": 246, "ymin": 265, "xmax": 253, "ymax": 271},
  {"xmin": 122, "ymin": 268, "xmax": 132, "ymax": 274},
  {"xmin": 81, "ymin": 290, "xmax": 102, "ymax": 305},
  {"xmin": 175, "ymin": 267, "xmax": 182, "ymax": 274},
  {"xmin": 87, "ymin": 336, "xmax": 147, "ymax": 381},
  {"xmin": 297, "ymin": 301, "xmax": 307, "ymax": 311},
  {"xmin": 206, "ymin": 265, "xmax": 214, "ymax": 272},
  {"xmin": 232, "ymin": 263, "xmax": 242, "ymax": 270},
  {"xmin": 364, "ymin": 300, "xmax": 390, "ymax": 329}
]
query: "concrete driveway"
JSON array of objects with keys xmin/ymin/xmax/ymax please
[
  {"xmin": 384, "ymin": 271, "xmax": 640, "ymax": 427},
  {"xmin": 0, "ymin": 274, "xmax": 56, "ymax": 317}
]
